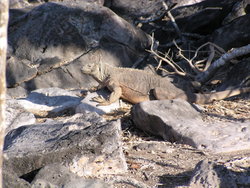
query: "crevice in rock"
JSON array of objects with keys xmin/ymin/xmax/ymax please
[{"xmin": 20, "ymin": 168, "xmax": 41, "ymax": 183}]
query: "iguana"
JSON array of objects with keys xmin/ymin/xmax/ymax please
[{"xmin": 81, "ymin": 61, "xmax": 250, "ymax": 106}]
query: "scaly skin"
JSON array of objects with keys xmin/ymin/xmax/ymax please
[{"xmin": 81, "ymin": 62, "xmax": 250, "ymax": 105}]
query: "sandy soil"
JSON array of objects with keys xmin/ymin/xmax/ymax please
[{"xmin": 102, "ymin": 94, "xmax": 250, "ymax": 187}]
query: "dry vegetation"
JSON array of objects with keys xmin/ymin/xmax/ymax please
[{"xmin": 100, "ymin": 92, "xmax": 250, "ymax": 187}]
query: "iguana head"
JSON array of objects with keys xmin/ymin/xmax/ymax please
[
  {"xmin": 81, "ymin": 62, "xmax": 104, "ymax": 82},
  {"xmin": 81, "ymin": 62, "xmax": 99, "ymax": 75}
]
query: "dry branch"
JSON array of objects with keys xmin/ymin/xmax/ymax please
[
  {"xmin": 147, "ymin": 34, "xmax": 187, "ymax": 76},
  {"xmin": 161, "ymin": 1, "xmax": 183, "ymax": 40},
  {"xmin": 196, "ymin": 44, "xmax": 250, "ymax": 84}
]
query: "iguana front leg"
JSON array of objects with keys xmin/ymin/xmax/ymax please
[
  {"xmin": 92, "ymin": 78, "xmax": 122, "ymax": 106},
  {"xmin": 92, "ymin": 86, "xmax": 122, "ymax": 106},
  {"xmin": 90, "ymin": 76, "xmax": 110, "ymax": 92}
]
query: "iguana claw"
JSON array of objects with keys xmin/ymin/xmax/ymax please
[{"xmin": 91, "ymin": 95, "xmax": 111, "ymax": 106}]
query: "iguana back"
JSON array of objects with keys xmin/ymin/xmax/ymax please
[{"xmin": 81, "ymin": 62, "xmax": 250, "ymax": 105}]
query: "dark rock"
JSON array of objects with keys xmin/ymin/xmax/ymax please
[
  {"xmin": 4, "ymin": 113, "xmax": 127, "ymax": 177},
  {"xmin": 171, "ymin": 0, "xmax": 238, "ymax": 34},
  {"xmin": 189, "ymin": 160, "xmax": 237, "ymax": 188},
  {"xmin": 132, "ymin": 99, "xmax": 250, "ymax": 153},
  {"xmin": 31, "ymin": 163, "xmax": 110, "ymax": 188},
  {"xmin": 222, "ymin": 0, "xmax": 250, "ymax": 25},
  {"xmin": 108, "ymin": 0, "xmax": 205, "ymax": 22},
  {"xmin": 5, "ymin": 99, "xmax": 36, "ymax": 135},
  {"xmin": 7, "ymin": 2, "xmax": 150, "ymax": 91},
  {"xmin": 17, "ymin": 87, "xmax": 82, "ymax": 117},
  {"xmin": 210, "ymin": 14, "xmax": 250, "ymax": 51},
  {"xmin": 6, "ymin": 57, "xmax": 37, "ymax": 88},
  {"xmin": 217, "ymin": 58, "xmax": 250, "ymax": 90},
  {"xmin": 20, "ymin": 66, "xmax": 88, "ymax": 91},
  {"xmin": 8, "ymin": 2, "xmax": 149, "ymax": 62},
  {"xmin": 3, "ymin": 169, "xmax": 31, "ymax": 188},
  {"xmin": 7, "ymin": 86, "xmax": 29, "ymax": 98}
]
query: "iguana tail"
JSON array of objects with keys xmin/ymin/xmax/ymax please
[{"xmin": 192, "ymin": 87, "xmax": 250, "ymax": 104}]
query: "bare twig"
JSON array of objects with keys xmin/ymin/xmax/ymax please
[
  {"xmin": 156, "ymin": 49, "xmax": 170, "ymax": 70},
  {"xmin": 190, "ymin": 42, "xmax": 225, "ymax": 63},
  {"xmin": 159, "ymin": 39, "xmax": 182, "ymax": 48},
  {"xmin": 203, "ymin": 44, "xmax": 215, "ymax": 71},
  {"xmin": 173, "ymin": 40, "xmax": 200, "ymax": 73},
  {"xmin": 147, "ymin": 49, "xmax": 186, "ymax": 76},
  {"xmin": 147, "ymin": 34, "xmax": 186, "ymax": 76},
  {"xmin": 162, "ymin": 1, "xmax": 183, "ymax": 40},
  {"xmin": 196, "ymin": 44, "xmax": 250, "ymax": 84}
]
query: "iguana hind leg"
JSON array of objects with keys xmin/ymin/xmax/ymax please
[{"xmin": 153, "ymin": 87, "xmax": 189, "ymax": 101}]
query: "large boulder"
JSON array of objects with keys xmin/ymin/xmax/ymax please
[
  {"xmin": 107, "ymin": 0, "xmax": 206, "ymax": 22},
  {"xmin": 188, "ymin": 158, "xmax": 250, "ymax": 188},
  {"xmin": 17, "ymin": 87, "xmax": 82, "ymax": 117},
  {"xmin": 4, "ymin": 113, "xmax": 127, "ymax": 178},
  {"xmin": 132, "ymin": 99, "xmax": 250, "ymax": 153},
  {"xmin": 5, "ymin": 98, "xmax": 36, "ymax": 135},
  {"xmin": 9, "ymin": 0, "xmax": 105, "ymax": 9},
  {"xmin": 210, "ymin": 14, "xmax": 250, "ymax": 51},
  {"xmin": 31, "ymin": 164, "xmax": 110, "ymax": 188},
  {"xmin": 76, "ymin": 89, "xmax": 122, "ymax": 115},
  {"xmin": 7, "ymin": 2, "xmax": 150, "ymax": 94},
  {"xmin": 189, "ymin": 160, "xmax": 237, "ymax": 188}
]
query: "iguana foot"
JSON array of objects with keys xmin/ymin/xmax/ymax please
[
  {"xmin": 89, "ymin": 86, "xmax": 99, "ymax": 92},
  {"xmin": 91, "ymin": 96, "xmax": 111, "ymax": 106}
]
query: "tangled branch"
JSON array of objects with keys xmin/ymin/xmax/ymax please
[{"xmin": 196, "ymin": 43, "xmax": 250, "ymax": 84}]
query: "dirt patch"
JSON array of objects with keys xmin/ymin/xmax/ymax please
[{"xmin": 102, "ymin": 96, "xmax": 250, "ymax": 187}]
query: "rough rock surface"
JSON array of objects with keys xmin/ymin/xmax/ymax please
[
  {"xmin": 9, "ymin": 0, "xmax": 105, "ymax": 9},
  {"xmin": 217, "ymin": 58, "xmax": 250, "ymax": 90},
  {"xmin": 76, "ymin": 89, "xmax": 122, "ymax": 115},
  {"xmin": 132, "ymin": 99, "xmax": 250, "ymax": 153},
  {"xmin": 108, "ymin": 0, "xmax": 206, "ymax": 21},
  {"xmin": 210, "ymin": 14, "xmax": 250, "ymax": 51},
  {"xmin": 189, "ymin": 159, "xmax": 237, "ymax": 188},
  {"xmin": 7, "ymin": 86, "xmax": 29, "ymax": 99},
  {"xmin": 3, "ymin": 169, "xmax": 31, "ymax": 188},
  {"xmin": 17, "ymin": 87, "xmax": 82, "ymax": 117},
  {"xmin": 4, "ymin": 113, "xmax": 127, "ymax": 177},
  {"xmin": 7, "ymin": 2, "xmax": 150, "ymax": 92},
  {"xmin": 5, "ymin": 98, "xmax": 36, "ymax": 135},
  {"xmin": 31, "ymin": 164, "xmax": 110, "ymax": 188}
]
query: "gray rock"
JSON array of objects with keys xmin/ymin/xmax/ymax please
[
  {"xmin": 5, "ymin": 98, "xmax": 36, "ymax": 135},
  {"xmin": 76, "ymin": 89, "xmax": 121, "ymax": 115},
  {"xmin": 9, "ymin": 0, "xmax": 105, "ymax": 9},
  {"xmin": 8, "ymin": 2, "xmax": 150, "ymax": 91},
  {"xmin": 32, "ymin": 164, "xmax": 110, "ymax": 188},
  {"xmin": 4, "ymin": 113, "xmax": 127, "ymax": 177},
  {"xmin": 17, "ymin": 87, "xmax": 82, "ymax": 117},
  {"xmin": 132, "ymin": 99, "xmax": 250, "ymax": 153},
  {"xmin": 7, "ymin": 86, "xmax": 29, "ymax": 99},
  {"xmin": 3, "ymin": 169, "xmax": 31, "ymax": 188},
  {"xmin": 189, "ymin": 160, "xmax": 237, "ymax": 188},
  {"xmin": 9, "ymin": 0, "xmax": 30, "ymax": 9},
  {"xmin": 6, "ymin": 57, "xmax": 37, "ymax": 88}
]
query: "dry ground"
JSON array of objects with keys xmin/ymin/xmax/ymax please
[{"xmin": 103, "ymin": 94, "xmax": 250, "ymax": 188}]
